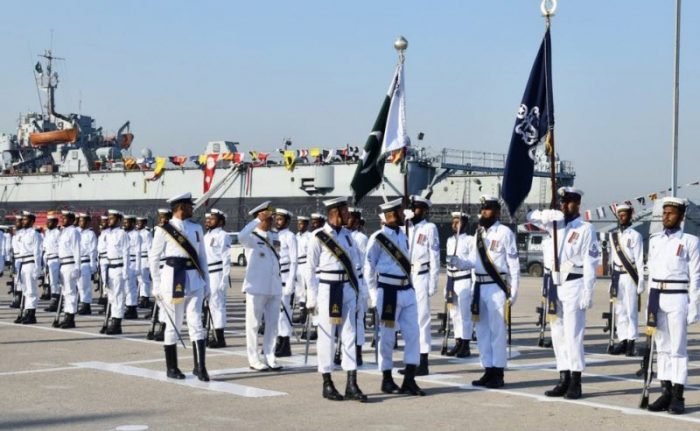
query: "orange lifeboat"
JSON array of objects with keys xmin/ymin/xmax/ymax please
[{"xmin": 30, "ymin": 128, "xmax": 79, "ymax": 146}]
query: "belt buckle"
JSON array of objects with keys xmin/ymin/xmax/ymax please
[{"xmin": 400, "ymin": 279, "xmax": 407, "ymax": 287}]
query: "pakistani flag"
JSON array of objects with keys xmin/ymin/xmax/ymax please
[
  {"xmin": 351, "ymin": 61, "xmax": 408, "ymax": 203},
  {"xmin": 502, "ymin": 28, "xmax": 554, "ymax": 215}
]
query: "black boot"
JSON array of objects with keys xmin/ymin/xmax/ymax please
[
  {"xmin": 345, "ymin": 370, "xmax": 367, "ymax": 402},
  {"xmin": 276, "ymin": 336, "xmax": 292, "ymax": 357},
  {"xmin": 322, "ymin": 373, "xmax": 344, "ymax": 401},
  {"xmin": 356, "ymin": 345, "xmax": 363, "ymax": 366},
  {"xmin": 44, "ymin": 294, "xmax": 59, "ymax": 312},
  {"xmin": 106, "ymin": 317, "xmax": 122, "ymax": 335},
  {"xmin": 472, "ymin": 367, "xmax": 494, "ymax": 387},
  {"xmin": 647, "ymin": 380, "xmax": 673, "ymax": 411},
  {"xmin": 10, "ymin": 292, "xmax": 21, "ymax": 309},
  {"xmin": 668, "ymin": 384, "xmax": 685, "ymax": 415},
  {"xmin": 446, "ymin": 339, "xmax": 462, "ymax": 357},
  {"xmin": 164, "ymin": 344, "xmax": 185, "ymax": 379},
  {"xmin": 486, "ymin": 367, "xmax": 505, "ymax": 389},
  {"xmin": 123, "ymin": 305, "xmax": 138, "ymax": 320},
  {"xmin": 564, "ymin": 371, "xmax": 582, "ymax": 399},
  {"xmin": 400, "ymin": 364, "xmax": 425, "ymax": 396},
  {"xmin": 14, "ymin": 307, "xmax": 24, "ymax": 323},
  {"xmin": 154, "ymin": 322, "xmax": 165, "ymax": 341},
  {"xmin": 625, "ymin": 340, "xmax": 637, "ymax": 357},
  {"xmin": 77, "ymin": 302, "xmax": 92, "ymax": 315},
  {"xmin": 456, "ymin": 340, "xmax": 471, "ymax": 358},
  {"xmin": 545, "ymin": 371, "xmax": 571, "ymax": 397},
  {"xmin": 610, "ymin": 339, "xmax": 627, "ymax": 355},
  {"xmin": 381, "ymin": 370, "xmax": 400, "ymax": 394},
  {"xmin": 415, "ymin": 353, "xmax": 429, "ymax": 376},
  {"xmin": 59, "ymin": 313, "xmax": 76, "ymax": 329},
  {"xmin": 40, "ymin": 288, "xmax": 51, "ymax": 301},
  {"xmin": 138, "ymin": 296, "xmax": 151, "ymax": 309},
  {"xmin": 208, "ymin": 328, "xmax": 227, "ymax": 348},
  {"xmin": 21, "ymin": 309, "xmax": 37, "ymax": 324},
  {"xmin": 192, "ymin": 340, "xmax": 210, "ymax": 382}
]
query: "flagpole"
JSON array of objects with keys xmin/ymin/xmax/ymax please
[
  {"xmin": 394, "ymin": 36, "xmax": 410, "ymax": 235},
  {"xmin": 671, "ymin": 0, "xmax": 681, "ymax": 197}
]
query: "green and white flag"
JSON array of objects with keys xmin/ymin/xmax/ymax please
[{"xmin": 351, "ymin": 61, "xmax": 408, "ymax": 203}]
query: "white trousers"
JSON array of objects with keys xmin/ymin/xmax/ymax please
[
  {"xmin": 107, "ymin": 267, "xmax": 126, "ymax": 319},
  {"xmin": 137, "ymin": 262, "xmax": 152, "ymax": 298},
  {"xmin": 99, "ymin": 258, "xmax": 108, "ymax": 291},
  {"xmin": 278, "ymin": 292, "xmax": 293, "ymax": 337},
  {"xmin": 614, "ymin": 273, "xmax": 639, "ymax": 341},
  {"xmin": 294, "ymin": 268, "xmax": 307, "ymax": 303},
  {"xmin": 47, "ymin": 259, "xmax": 60, "ymax": 295},
  {"xmin": 19, "ymin": 262, "xmax": 38, "ymax": 310},
  {"xmin": 78, "ymin": 263, "xmax": 92, "ymax": 304},
  {"xmin": 316, "ymin": 283, "xmax": 357, "ymax": 373},
  {"xmin": 377, "ymin": 287, "xmax": 419, "ymax": 371},
  {"xmin": 474, "ymin": 283, "xmax": 507, "ymax": 368},
  {"xmin": 551, "ymin": 279, "xmax": 587, "ymax": 372},
  {"xmin": 411, "ymin": 271, "xmax": 432, "ymax": 354},
  {"xmin": 448, "ymin": 278, "xmax": 473, "ymax": 340},
  {"xmin": 125, "ymin": 269, "xmax": 138, "ymax": 306},
  {"xmin": 356, "ymin": 290, "xmax": 368, "ymax": 346},
  {"xmin": 208, "ymin": 271, "xmax": 227, "ymax": 329},
  {"xmin": 59, "ymin": 264, "xmax": 79, "ymax": 314},
  {"xmin": 161, "ymin": 290, "xmax": 204, "ymax": 345},
  {"xmin": 655, "ymin": 293, "xmax": 688, "ymax": 384},
  {"xmin": 245, "ymin": 293, "xmax": 281, "ymax": 367}
]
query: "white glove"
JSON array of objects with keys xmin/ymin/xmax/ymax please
[
  {"xmin": 403, "ymin": 209, "xmax": 415, "ymax": 221},
  {"xmin": 282, "ymin": 283, "xmax": 293, "ymax": 296},
  {"xmin": 579, "ymin": 289, "xmax": 593, "ymax": 310},
  {"xmin": 70, "ymin": 268, "xmax": 80, "ymax": 280},
  {"xmin": 428, "ymin": 284, "xmax": 436, "ymax": 297},
  {"xmin": 637, "ymin": 279, "xmax": 646, "ymax": 295},
  {"xmin": 447, "ymin": 256, "xmax": 458, "ymax": 268},
  {"xmin": 369, "ymin": 293, "xmax": 377, "ymax": 310},
  {"xmin": 687, "ymin": 302, "xmax": 700, "ymax": 325},
  {"xmin": 509, "ymin": 290, "xmax": 518, "ymax": 307},
  {"xmin": 306, "ymin": 298, "xmax": 317, "ymax": 312}
]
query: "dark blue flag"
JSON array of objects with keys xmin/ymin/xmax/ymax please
[{"xmin": 502, "ymin": 28, "xmax": 553, "ymax": 215}]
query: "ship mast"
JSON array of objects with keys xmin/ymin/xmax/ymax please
[{"xmin": 38, "ymin": 49, "xmax": 64, "ymax": 119}]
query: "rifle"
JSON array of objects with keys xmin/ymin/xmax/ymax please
[
  {"xmin": 100, "ymin": 302, "xmax": 111, "ymax": 334},
  {"xmin": 602, "ymin": 289, "xmax": 616, "ymax": 353},
  {"xmin": 442, "ymin": 183, "xmax": 466, "ymax": 356},
  {"xmin": 15, "ymin": 294, "xmax": 25, "ymax": 322},
  {"xmin": 638, "ymin": 334, "xmax": 655, "ymax": 408},
  {"xmin": 155, "ymin": 295, "xmax": 187, "ymax": 349},
  {"xmin": 536, "ymin": 272, "xmax": 552, "ymax": 348},
  {"xmin": 51, "ymin": 293, "xmax": 64, "ymax": 328},
  {"xmin": 146, "ymin": 302, "xmax": 159, "ymax": 340},
  {"xmin": 303, "ymin": 311, "xmax": 312, "ymax": 365},
  {"xmin": 373, "ymin": 307, "xmax": 379, "ymax": 364},
  {"xmin": 205, "ymin": 301, "xmax": 218, "ymax": 345},
  {"xmin": 440, "ymin": 301, "xmax": 450, "ymax": 355}
]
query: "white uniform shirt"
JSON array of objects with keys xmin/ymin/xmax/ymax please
[
  {"xmin": 364, "ymin": 226, "xmax": 410, "ymax": 306},
  {"xmin": 609, "ymin": 226, "xmax": 645, "ymax": 281},
  {"xmin": 408, "ymin": 219, "xmax": 440, "ymax": 292},
  {"xmin": 238, "ymin": 218, "xmax": 281, "ymax": 296},
  {"xmin": 4, "ymin": 231, "xmax": 12, "ymax": 262},
  {"xmin": 446, "ymin": 233, "xmax": 474, "ymax": 273},
  {"xmin": 139, "ymin": 228, "xmax": 153, "ymax": 263},
  {"xmin": 105, "ymin": 227, "xmax": 130, "ymax": 279},
  {"xmin": 98, "ymin": 228, "xmax": 110, "ymax": 261},
  {"xmin": 79, "ymin": 228, "xmax": 98, "ymax": 270},
  {"xmin": 126, "ymin": 229, "xmax": 142, "ymax": 272},
  {"xmin": 12, "ymin": 228, "xmax": 23, "ymax": 263},
  {"xmin": 351, "ymin": 230, "xmax": 368, "ymax": 261},
  {"xmin": 277, "ymin": 228, "xmax": 298, "ymax": 291},
  {"xmin": 467, "ymin": 222, "xmax": 521, "ymax": 299},
  {"xmin": 18, "ymin": 228, "xmax": 43, "ymax": 271},
  {"xmin": 204, "ymin": 226, "xmax": 232, "ymax": 287},
  {"xmin": 57, "ymin": 225, "xmax": 81, "ymax": 267},
  {"xmin": 43, "ymin": 227, "xmax": 60, "ymax": 261},
  {"xmin": 149, "ymin": 217, "xmax": 209, "ymax": 295},
  {"xmin": 296, "ymin": 230, "xmax": 312, "ymax": 265},
  {"xmin": 305, "ymin": 223, "xmax": 362, "ymax": 308},
  {"xmin": 648, "ymin": 229, "xmax": 700, "ymax": 302}
]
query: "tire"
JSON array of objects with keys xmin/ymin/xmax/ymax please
[
  {"xmin": 528, "ymin": 262, "xmax": 543, "ymax": 277},
  {"xmin": 237, "ymin": 254, "xmax": 247, "ymax": 267}
]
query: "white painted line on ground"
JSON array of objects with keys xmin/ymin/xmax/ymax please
[
  {"xmin": 72, "ymin": 361, "xmax": 287, "ymax": 398},
  {"xmin": 0, "ymin": 366, "xmax": 79, "ymax": 377}
]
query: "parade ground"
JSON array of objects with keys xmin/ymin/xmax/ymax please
[{"xmin": 1, "ymin": 268, "xmax": 699, "ymax": 431}]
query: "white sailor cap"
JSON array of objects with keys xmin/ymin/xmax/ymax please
[
  {"xmin": 410, "ymin": 195, "xmax": 432, "ymax": 208},
  {"xmin": 204, "ymin": 212, "xmax": 211, "ymax": 218},
  {"xmin": 123, "ymin": 214, "xmax": 136, "ymax": 220},
  {"xmin": 379, "ymin": 198, "xmax": 403, "ymax": 213},
  {"xmin": 248, "ymin": 201, "xmax": 273, "ymax": 217},
  {"xmin": 557, "ymin": 187, "xmax": 584, "ymax": 200},
  {"xmin": 107, "ymin": 209, "xmax": 122, "ymax": 216},
  {"xmin": 77, "ymin": 212, "xmax": 90, "ymax": 218},
  {"xmin": 451, "ymin": 211, "xmax": 469, "ymax": 219},
  {"xmin": 166, "ymin": 192, "xmax": 194, "ymax": 206},
  {"xmin": 297, "ymin": 216, "xmax": 310, "ymax": 221},
  {"xmin": 662, "ymin": 196, "xmax": 687, "ymax": 210},
  {"xmin": 136, "ymin": 216, "xmax": 147, "ymax": 221},
  {"xmin": 20, "ymin": 211, "xmax": 35, "ymax": 219},
  {"xmin": 211, "ymin": 208, "xmax": 227, "ymax": 219},
  {"xmin": 310, "ymin": 213, "xmax": 326, "ymax": 220},
  {"xmin": 379, "ymin": 213, "xmax": 386, "ymax": 223},
  {"xmin": 348, "ymin": 207, "xmax": 363, "ymax": 215},
  {"xmin": 157, "ymin": 208, "xmax": 172, "ymax": 215},
  {"xmin": 61, "ymin": 210, "xmax": 74, "ymax": 216},
  {"xmin": 100, "ymin": 215, "xmax": 108, "ymax": 220},
  {"xmin": 616, "ymin": 204, "xmax": 633, "ymax": 213},
  {"xmin": 274, "ymin": 208, "xmax": 292, "ymax": 217},
  {"xmin": 47, "ymin": 213, "xmax": 59, "ymax": 220},
  {"xmin": 479, "ymin": 195, "xmax": 501, "ymax": 209},
  {"xmin": 323, "ymin": 196, "xmax": 349, "ymax": 210}
]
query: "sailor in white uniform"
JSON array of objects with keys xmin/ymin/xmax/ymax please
[
  {"xmin": 239, "ymin": 201, "xmax": 283, "ymax": 371},
  {"xmin": 77, "ymin": 213, "xmax": 98, "ymax": 315},
  {"xmin": 14, "ymin": 212, "xmax": 43, "ymax": 324},
  {"xmin": 123, "ymin": 215, "xmax": 142, "ymax": 319},
  {"xmin": 644, "ymin": 197, "xmax": 700, "ymax": 415},
  {"xmin": 103, "ymin": 210, "xmax": 130, "ymax": 335},
  {"xmin": 56, "ymin": 210, "xmax": 82, "ymax": 328},
  {"xmin": 406, "ymin": 195, "xmax": 440, "ymax": 375},
  {"xmin": 365, "ymin": 198, "xmax": 425, "ymax": 396},
  {"xmin": 347, "ymin": 207, "xmax": 369, "ymax": 365},
  {"xmin": 274, "ymin": 208, "xmax": 298, "ymax": 357},
  {"xmin": 136, "ymin": 216, "xmax": 153, "ymax": 310},
  {"xmin": 608, "ymin": 204, "xmax": 645, "ymax": 356},
  {"xmin": 96, "ymin": 215, "xmax": 110, "ymax": 310},
  {"xmin": 43, "ymin": 214, "xmax": 61, "ymax": 311},
  {"xmin": 306, "ymin": 196, "xmax": 367, "ymax": 402},
  {"xmin": 528, "ymin": 187, "xmax": 600, "ymax": 399},
  {"xmin": 149, "ymin": 192, "xmax": 210, "ymax": 381},
  {"xmin": 203, "ymin": 208, "xmax": 231, "ymax": 348},
  {"xmin": 294, "ymin": 215, "xmax": 312, "ymax": 324},
  {"xmin": 444, "ymin": 211, "xmax": 474, "ymax": 358}
]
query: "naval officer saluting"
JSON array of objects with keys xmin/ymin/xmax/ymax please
[{"xmin": 149, "ymin": 192, "xmax": 210, "ymax": 381}]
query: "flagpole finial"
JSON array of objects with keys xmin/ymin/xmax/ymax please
[
  {"xmin": 540, "ymin": 0, "xmax": 557, "ymax": 17},
  {"xmin": 394, "ymin": 36, "xmax": 408, "ymax": 52}
]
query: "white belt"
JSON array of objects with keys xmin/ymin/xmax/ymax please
[
  {"xmin": 652, "ymin": 279, "xmax": 689, "ymax": 291},
  {"xmin": 378, "ymin": 275, "xmax": 410, "ymax": 286},
  {"xmin": 319, "ymin": 273, "xmax": 349, "ymax": 283},
  {"xmin": 447, "ymin": 269, "xmax": 471, "ymax": 278},
  {"xmin": 412, "ymin": 262, "xmax": 429, "ymax": 270}
]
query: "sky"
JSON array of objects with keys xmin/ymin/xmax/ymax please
[{"xmin": 0, "ymin": 0, "xmax": 698, "ymax": 209}]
